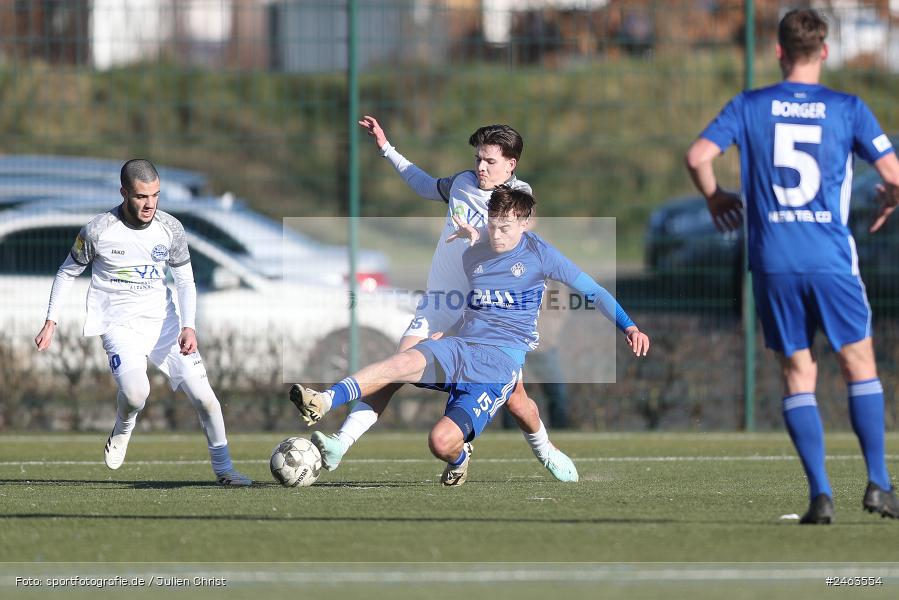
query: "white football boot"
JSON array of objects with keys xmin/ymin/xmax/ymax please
[
  {"xmin": 441, "ymin": 443, "xmax": 473, "ymax": 487},
  {"xmin": 103, "ymin": 429, "xmax": 131, "ymax": 470},
  {"xmin": 289, "ymin": 384, "xmax": 333, "ymax": 426}
]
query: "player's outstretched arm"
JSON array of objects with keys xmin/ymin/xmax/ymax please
[
  {"xmin": 34, "ymin": 320, "xmax": 56, "ymax": 352},
  {"xmin": 359, "ymin": 114, "xmax": 444, "ymax": 202},
  {"xmin": 870, "ymin": 152, "xmax": 899, "ymax": 233},
  {"xmin": 624, "ymin": 325, "xmax": 650, "ymax": 357}
]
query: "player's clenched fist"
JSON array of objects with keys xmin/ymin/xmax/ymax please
[{"xmin": 34, "ymin": 320, "xmax": 56, "ymax": 352}]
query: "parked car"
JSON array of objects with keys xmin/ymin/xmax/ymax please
[
  {"xmin": 0, "ymin": 155, "xmax": 208, "ymax": 197},
  {"xmin": 644, "ymin": 159, "xmax": 899, "ymax": 313},
  {"xmin": 0, "ymin": 175, "xmax": 195, "ymax": 212},
  {"xmin": 18, "ymin": 196, "xmax": 391, "ymax": 290},
  {"xmin": 0, "ymin": 205, "xmax": 414, "ymax": 384}
]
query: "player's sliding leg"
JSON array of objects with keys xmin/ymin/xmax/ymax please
[
  {"xmin": 320, "ymin": 336, "xmax": 424, "ymax": 464},
  {"xmin": 314, "ymin": 335, "xmax": 427, "ymax": 470},
  {"xmin": 779, "ymin": 349, "xmax": 834, "ymax": 524},
  {"xmin": 179, "ymin": 375, "xmax": 252, "ymax": 487},
  {"xmin": 104, "ymin": 367, "xmax": 150, "ymax": 470},
  {"xmin": 313, "ymin": 383, "xmax": 401, "ymax": 471},
  {"xmin": 429, "ymin": 416, "xmax": 472, "ymax": 486},
  {"xmin": 290, "ymin": 348, "xmax": 427, "ymax": 425},
  {"xmin": 505, "ymin": 381, "xmax": 578, "ymax": 482},
  {"xmin": 837, "ymin": 338, "xmax": 898, "ymax": 519}
]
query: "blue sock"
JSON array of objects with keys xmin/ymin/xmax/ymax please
[
  {"xmin": 783, "ymin": 393, "xmax": 832, "ymax": 500},
  {"xmin": 848, "ymin": 378, "xmax": 892, "ymax": 491},
  {"xmin": 209, "ymin": 444, "xmax": 234, "ymax": 476},
  {"xmin": 327, "ymin": 377, "xmax": 362, "ymax": 410},
  {"xmin": 450, "ymin": 447, "xmax": 468, "ymax": 466}
]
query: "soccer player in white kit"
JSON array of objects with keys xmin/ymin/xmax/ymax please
[
  {"xmin": 34, "ymin": 159, "xmax": 252, "ymax": 486},
  {"xmin": 308, "ymin": 117, "xmax": 578, "ymax": 484}
]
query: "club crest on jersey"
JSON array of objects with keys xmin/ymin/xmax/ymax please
[
  {"xmin": 151, "ymin": 244, "xmax": 169, "ymax": 261},
  {"xmin": 510, "ymin": 262, "xmax": 526, "ymax": 278},
  {"xmin": 474, "ymin": 264, "xmax": 484, "ymax": 275}
]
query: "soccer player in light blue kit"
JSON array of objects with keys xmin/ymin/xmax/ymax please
[
  {"xmin": 290, "ymin": 187, "xmax": 649, "ymax": 485},
  {"xmin": 686, "ymin": 8, "xmax": 899, "ymax": 523}
]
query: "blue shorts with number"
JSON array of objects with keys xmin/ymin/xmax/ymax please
[
  {"xmin": 413, "ymin": 337, "xmax": 521, "ymax": 442},
  {"xmin": 753, "ymin": 272, "xmax": 871, "ymax": 357}
]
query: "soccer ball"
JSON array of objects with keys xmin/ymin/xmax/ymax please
[{"xmin": 270, "ymin": 437, "xmax": 322, "ymax": 487}]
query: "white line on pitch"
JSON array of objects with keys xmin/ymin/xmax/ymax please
[{"xmin": 2, "ymin": 455, "xmax": 896, "ymax": 467}]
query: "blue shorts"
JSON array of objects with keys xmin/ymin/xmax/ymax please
[
  {"xmin": 413, "ymin": 338, "xmax": 521, "ymax": 442},
  {"xmin": 752, "ymin": 272, "xmax": 871, "ymax": 357}
]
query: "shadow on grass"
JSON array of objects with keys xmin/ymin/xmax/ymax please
[
  {"xmin": 0, "ymin": 479, "xmax": 432, "ymax": 489},
  {"xmin": 0, "ymin": 512, "xmax": 676, "ymax": 525}
]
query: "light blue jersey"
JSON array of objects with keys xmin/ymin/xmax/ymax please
[{"xmin": 701, "ymin": 81, "xmax": 894, "ymax": 275}]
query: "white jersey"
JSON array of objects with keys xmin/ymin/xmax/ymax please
[
  {"xmin": 71, "ymin": 207, "xmax": 190, "ymax": 336},
  {"xmin": 430, "ymin": 170, "xmax": 531, "ymax": 295}
]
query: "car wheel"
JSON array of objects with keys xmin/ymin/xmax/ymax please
[{"xmin": 303, "ymin": 326, "xmax": 397, "ymax": 386}]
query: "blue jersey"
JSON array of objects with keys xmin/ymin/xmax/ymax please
[
  {"xmin": 701, "ymin": 82, "xmax": 894, "ymax": 275},
  {"xmin": 456, "ymin": 232, "xmax": 633, "ymax": 357}
]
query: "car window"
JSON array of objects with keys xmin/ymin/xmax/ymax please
[
  {"xmin": 187, "ymin": 245, "xmax": 219, "ymax": 290},
  {"xmin": 0, "ymin": 225, "xmax": 82, "ymax": 275},
  {"xmin": 170, "ymin": 212, "xmax": 248, "ymax": 255}
]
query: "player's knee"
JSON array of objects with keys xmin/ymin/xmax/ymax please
[
  {"xmin": 117, "ymin": 375, "xmax": 150, "ymax": 412},
  {"xmin": 428, "ymin": 426, "xmax": 461, "ymax": 461}
]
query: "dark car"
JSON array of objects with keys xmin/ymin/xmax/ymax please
[{"xmin": 644, "ymin": 161, "xmax": 899, "ymax": 314}]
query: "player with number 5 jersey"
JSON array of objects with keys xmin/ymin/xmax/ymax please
[{"xmin": 686, "ymin": 8, "xmax": 899, "ymax": 524}]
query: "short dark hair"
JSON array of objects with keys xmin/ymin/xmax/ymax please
[
  {"xmin": 120, "ymin": 159, "xmax": 159, "ymax": 192},
  {"xmin": 778, "ymin": 8, "xmax": 828, "ymax": 63},
  {"xmin": 488, "ymin": 185, "xmax": 535, "ymax": 220},
  {"xmin": 469, "ymin": 125, "xmax": 524, "ymax": 161}
]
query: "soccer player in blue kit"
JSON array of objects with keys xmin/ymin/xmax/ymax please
[
  {"xmin": 686, "ymin": 8, "xmax": 899, "ymax": 523},
  {"xmin": 289, "ymin": 186, "xmax": 650, "ymax": 485}
]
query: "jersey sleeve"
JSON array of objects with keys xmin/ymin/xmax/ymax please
[
  {"xmin": 70, "ymin": 224, "xmax": 97, "ymax": 266},
  {"xmin": 166, "ymin": 217, "xmax": 191, "ymax": 267},
  {"xmin": 536, "ymin": 235, "xmax": 635, "ymax": 332},
  {"xmin": 852, "ymin": 97, "xmax": 894, "ymax": 163},
  {"xmin": 699, "ymin": 94, "xmax": 745, "ymax": 152}
]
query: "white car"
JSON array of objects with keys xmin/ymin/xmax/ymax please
[
  {"xmin": 0, "ymin": 206, "xmax": 413, "ymax": 387},
  {"xmin": 20, "ymin": 196, "xmax": 391, "ymax": 290}
]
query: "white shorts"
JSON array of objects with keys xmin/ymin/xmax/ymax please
[
  {"xmin": 101, "ymin": 315, "xmax": 207, "ymax": 391},
  {"xmin": 402, "ymin": 289, "xmax": 466, "ymax": 339}
]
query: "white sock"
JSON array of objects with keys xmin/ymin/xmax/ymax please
[
  {"xmin": 179, "ymin": 377, "xmax": 229, "ymax": 462},
  {"xmin": 336, "ymin": 401, "xmax": 378, "ymax": 447},
  {"xmin": 524, "ymin": 420, "xmax": 553, "ymax": 462}
]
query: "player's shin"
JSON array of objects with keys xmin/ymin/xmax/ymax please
[
  {"xmin": 848, "ymin": 378, "xmax": 892, "ymax": 491},
  {"xmin": 524, "ymin": 420, "xmax": 553, "ymax": 462},
  {"xmin": 783, "ymin": 394, "xmax": 833, "ymax": 500}
]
